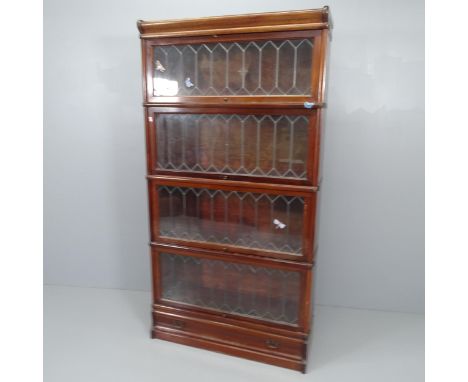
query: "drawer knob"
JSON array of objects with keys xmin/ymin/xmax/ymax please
[{"xmin": 265, "ymin": 339, "xmax": 280, "ymax": 349}]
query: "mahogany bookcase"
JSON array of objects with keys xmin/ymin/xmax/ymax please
[{"xmin": 137, "ymin": 6, "xmax": 331, "ymax": 372}]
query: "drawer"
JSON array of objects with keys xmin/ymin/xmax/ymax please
[
  {"xmin": 153, "ymin": 311, "xmax": 305, "ymax": 360},
  {"xmin": 149, "ymin": 180, "xmax": 317, "ymax": 261}
]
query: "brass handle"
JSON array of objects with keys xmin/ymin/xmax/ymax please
[{"xmin": 265, "ymin": 339, "xmax": 280, "ymax": 349}]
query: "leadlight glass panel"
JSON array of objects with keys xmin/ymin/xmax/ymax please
[
  {"xmin": 160, "ymin": 253, "xmax": 301, "ymax": 325},
  {"xmin": 156, "ymin": 114, "xmax": 309, "ymax": 179},
  {"xmin": 158, "ymin": 186, "xmax": 304, "ymax": 255},
  {"xmin": 152, "ymin": 39, "xmax": 313, "ymax": 96}
]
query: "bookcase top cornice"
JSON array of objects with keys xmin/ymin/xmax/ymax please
[{"xmin": 137, "ymin": 7, "xmax": 331, "ymax": 39}]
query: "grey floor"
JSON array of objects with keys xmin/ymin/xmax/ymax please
[{"xmin": 44, "ymin": 285, "xmax": 424, "ymax": 382}]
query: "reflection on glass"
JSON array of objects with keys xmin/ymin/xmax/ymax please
[{"xmin": 153, "ymin": 78, "xmax": 179, "ymax": 96}]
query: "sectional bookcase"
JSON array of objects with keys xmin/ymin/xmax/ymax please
[{"xmin": 137, "ymin": 7, "xmax": 331, "ymax": 372}]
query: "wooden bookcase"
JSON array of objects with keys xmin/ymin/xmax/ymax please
[{"xmin": 137, "ymin": 7, "xmax": 331, "ymax": 372}]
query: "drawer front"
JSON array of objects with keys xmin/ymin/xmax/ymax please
[
  {"xmin": 151, "ymin": 183, "xmax": 316, "ymax": 259},
  {"xmin": 147, "ymin": 109, "xmax": 319, "ymax": 185},
  {"xmin": 153, "ymin": 249, "xmax": 307, "ymax": 327},
  {"xmin": 154, "ymin": 311, "xmax": 305, "ymax": 360}
]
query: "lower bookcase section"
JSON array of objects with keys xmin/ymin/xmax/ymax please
[
  {"xmin": 152, "ymin": 306, "xmax": 308, "ymax": 372},
  {"xmin": 150, "ymin": 244, "xmax": 313, "ymax": 371}
]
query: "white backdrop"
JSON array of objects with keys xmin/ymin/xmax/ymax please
[{"xmin": 44, "ymin": 0, "xmax": 424, "ymax": 313}]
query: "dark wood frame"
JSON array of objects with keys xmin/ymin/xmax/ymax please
[{"xmin": 138, "ymin": 6, "xmax": 330, "ymax": 373}]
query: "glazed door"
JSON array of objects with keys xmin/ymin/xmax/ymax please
[
  {"xmin": 149, "ymin": 180, "xmax": 316, "ymax": 261},
  {"xmin": 143, "ymin": 30, "xmax": 326, "ymax": 105},
  {"xmin": 152, "ymin": 247, "xmax": 308, "ymax": 328},
  {"xmin": 146, "ymin": 108, "xmax": 320, "ymax": 185}
]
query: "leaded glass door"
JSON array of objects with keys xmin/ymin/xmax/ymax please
[
  {"xmin": 152, "ymin": 247, "xmax": 308, "ymax": 328},
  {"xmin": 152, "ymin": 38, "xmax": 313, "ymax": 96},
  {"xmin": 146, "ymin": 108, "xmax": 320, "ymax": 185},
  {"xmin": 148, "ymin": 181, "xmax": 316, "ymax": 261},
  {"xmin": 144, "ymin": 30, "xmax": 326, "ymax": 106}
]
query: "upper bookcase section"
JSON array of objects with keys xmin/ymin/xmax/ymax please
[{"xmin": 138, "ymin": 7, "xmax": 331, "ymax": 107}]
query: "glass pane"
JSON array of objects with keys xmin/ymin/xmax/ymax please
[
  {"xmin": 160, "ymin": 252, "xmax": 301, "ymax": 325},
  {"xmin": 156, "ymin": 114, "xmax": 309, "ymax": 179},
  {"xmin": 158, "ymin": 186, "xmax": 304, "ymax": 255},
  {"xmin": 152, "ymin": 39, "xmax": 313, "ymax": 96}
]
